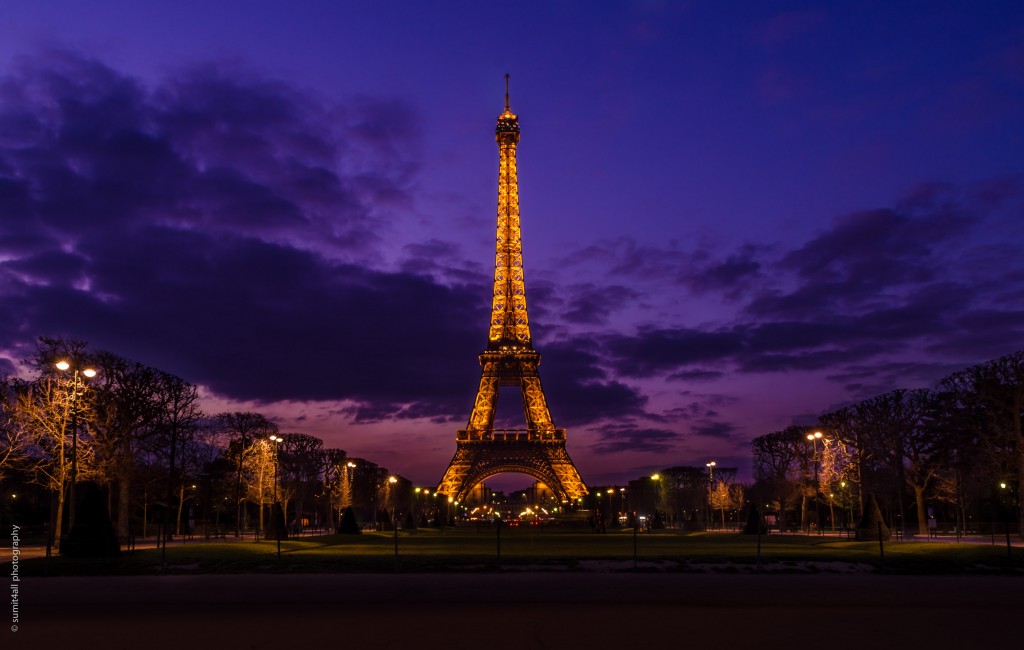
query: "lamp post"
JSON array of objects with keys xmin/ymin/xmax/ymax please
[
  {"xmin": 620, "ymin": 487, "xmax": 626, "ymax": 522},
  {"xmin": 388, "ymin": 475, "xmax": 398, "ymax": 557},
  {"xmin": 55, "ymin": 360, "xmax": 97, "ymax": 531},
  {"xmin": 269, "ymin": 434, "xmax": 282, "ymax": 557},
  {"xmin": 606, "ymin": 488, "xmax": 614, "ymax": 529},
  {"xmin": 650, "ymin": 474, "xmax": 661, "ymax": 530},
  {"xmin": 706, "ymin": 461, "xmax": 716, "ymax": 530},
  {"xmin": 414, "ymin": 487, "xmax": 421, "ymax": 527},
  {"xmin": 806, "ymin": 431, "xmax": 823, "ymax": 533}
]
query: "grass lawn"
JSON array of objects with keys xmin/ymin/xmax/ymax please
[{"xmin": 19, "ymin": 526, "xmax": 1024, "ymax": 576}]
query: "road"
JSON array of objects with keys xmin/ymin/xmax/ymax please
[{"xmin": 5, "ymin": 572, "xmax": 1021, "ymax": 649}]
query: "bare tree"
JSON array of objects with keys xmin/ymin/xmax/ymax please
[
  {"xmin": 91, "ymin": 352, "xmax": 166, "ymax": 538},
  {"xmin": 12, "ymin": 375, "xmax": 99, "ymax": 550},
  {"xmin": 752, "ymin": 426, "xmax": 811, "ymax": 532},
  {"xmin": 149, "ymin": 373, "xmax": 203, "ymax": 546},
  {"xmin": 0, "ymin": 377, "xmax": 27, "ymax": 480},
  {"xmin": 244, "ymin": 438, "xmax": 276, "ymax": 534},
  {"xmin": 322, "ymin": 448, "xmax": 348, "ymax": 531},
  {"xmin": 217, "ymin": 412, "xmax": 278, "ymax": 536},
  {"xmin": 943, "ymin": 351, "xmax": 1024, "ymax": 537},
  {"xmin": 278, "ymin": 433, "xmax": 325, "ymax": 532}
]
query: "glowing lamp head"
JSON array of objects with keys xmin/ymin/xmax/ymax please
[
  {"xmin": 82, "ymin": 368, "xmax": 97, "ymax": 378},
  {"xmin": 55, "ymin": 361, "xmax": 70, "ymax": 371},
  {"xmin": 388, "ymin": 476, "xmax": 398, "ymax": 484},
  {"xmin": 651, "ymin": 474, "xmax": 660, "ymax": 481}
]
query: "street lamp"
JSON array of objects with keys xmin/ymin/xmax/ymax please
[
  {"xmin": 650, "ymin": 474, "xmax": 661, "ymax": 530},
  {"xmin": 706, "ymin": 461, "xmax": 717, "ymax": 530},
  {"xmin": 807, "ymin": 431, "xmax": 823, "ymax": 533},
  {"xmin": 55, "ymin": 360, "xmax": 97, "ymax": 530},
  {"xmin": 388, "ymin": 475, "xmax": 398, "ymax": 556},
  {"xmin": 606, "ymin": 488, "xmax": 614, "ymax": 529},
  {"xmin": 269, "ymin": 435, "xmax": 282, "ymax": 556}
]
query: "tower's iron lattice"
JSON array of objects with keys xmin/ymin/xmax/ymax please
[{"xmin": 437, "ymin": 76, "xmax": 588, "ymax": 503}]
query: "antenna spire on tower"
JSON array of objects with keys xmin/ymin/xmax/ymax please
[{"xmin": 504, "ymin": 73, "xmax": 510, "ymax": 112}]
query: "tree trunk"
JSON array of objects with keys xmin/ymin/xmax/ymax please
[
  {"xmin": 913, "ymin": 484, "xmax": 928, "ymax": 536},
  {"xmin": 176, "ymin": 482, "xmax": 185, "ymax": 535},
  {"xmin": 895, "ymin": 458, "xmax": 908, "ymax": 539},
  {"xmin": 118, "ymin": 435, "xmax": 132, "ymax": 538},
  {"xmin": 118, "ymin": 472, "xmax": 130, "ymax": 538},
  {"xmin": 53, "ymin": 489, "xmax": 65, "ymax": 552}
]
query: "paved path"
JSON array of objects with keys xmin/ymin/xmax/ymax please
[{"xmin": 5, "ymin": 573, "xmax": 1022, "ymax": 649}]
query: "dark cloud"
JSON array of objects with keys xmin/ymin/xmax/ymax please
[
  {"xmin": 563, "ymin": 284, "xmax": 640, "ymax": 325},
  {"xmin": 659, "ymin": 396, "xmax": 738, "ymax": 443},
  {"xmin": 685, "ymin": 248, "xmax": 762, "ymax": 295},
  {"xmin": 591, "ymin": 426, "xmax": 680, "ymax": 454},
  {"xmin": 602, "ymin": 327, "xmax": 744, "ymax": 378},
  {"xmin": 667, "ymin": 369, "xmax": 723, "ymax": 382},
  {"xmin": 536, "ymin": 341, "xmax": 649, "ymax": 426},
  {"xmin": 0, "ymin": 50, "xmax": 488, "ymax": 421},
  {"xmin": 589, "ymin": 193, "xmax": 1024, "ymax": 387},
  {"xmin": 689, "ymin": 421, "xmax": 737, "ymax": 440}
]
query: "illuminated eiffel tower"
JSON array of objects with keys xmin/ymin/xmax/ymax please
[{"xmin": 437, "ymin": 76, "xmax": 588, "ymax": 503}]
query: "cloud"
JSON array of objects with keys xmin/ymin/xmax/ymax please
[
  {"xmin": 0, "ymin": 49, "xmax": 489, "ymax": 421},
  {"xmin": 577, "ymin": 190, "xmax": 1024, "ymax": 390},
  {"xmin": 562, "ymin": 283, "xmax": 641, "ymax": 325},
  {"xmin": 591, "ymin": 426, "xmax": 681, "ymax": 454},
  {"xmin": 535, "ymin": 341, "xmax": 649, "ymax": 426}
]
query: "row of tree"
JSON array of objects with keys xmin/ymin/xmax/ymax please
[
  {"xmin": 0, "ymin": 337, "xmax": 409, "ymax": 549},
  {"xmin": 750, "ymin": 350, "xmax": 1023, "ymax": 537}
]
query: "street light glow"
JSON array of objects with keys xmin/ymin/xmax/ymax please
[
  {"xmin": 651, "ymin": 474, "xmax": 660, "ymax": 480},
  {"xmin": 388, "ymin": 475, "xmax": 398, "ymax": 484},
  {"xmin": 55, "ymin": 360, "xmax": 70, "ymax": 370},
  {"xmin": 82, "ymin": 368, "xmax": 97, "ymax": 378}
]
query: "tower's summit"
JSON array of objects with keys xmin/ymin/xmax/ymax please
[{"xmin": 496, "ymin": 73, "xmax": 520, "ymax": 139}]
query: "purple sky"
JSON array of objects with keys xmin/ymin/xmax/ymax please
[{"xmin": 1, "ymin": 2, "xmax": 1022, "ymax": 490}]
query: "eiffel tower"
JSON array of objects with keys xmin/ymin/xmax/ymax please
[{"xmin": 437, "ymin": 76, "xmax": 588, "ymax": 503}]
